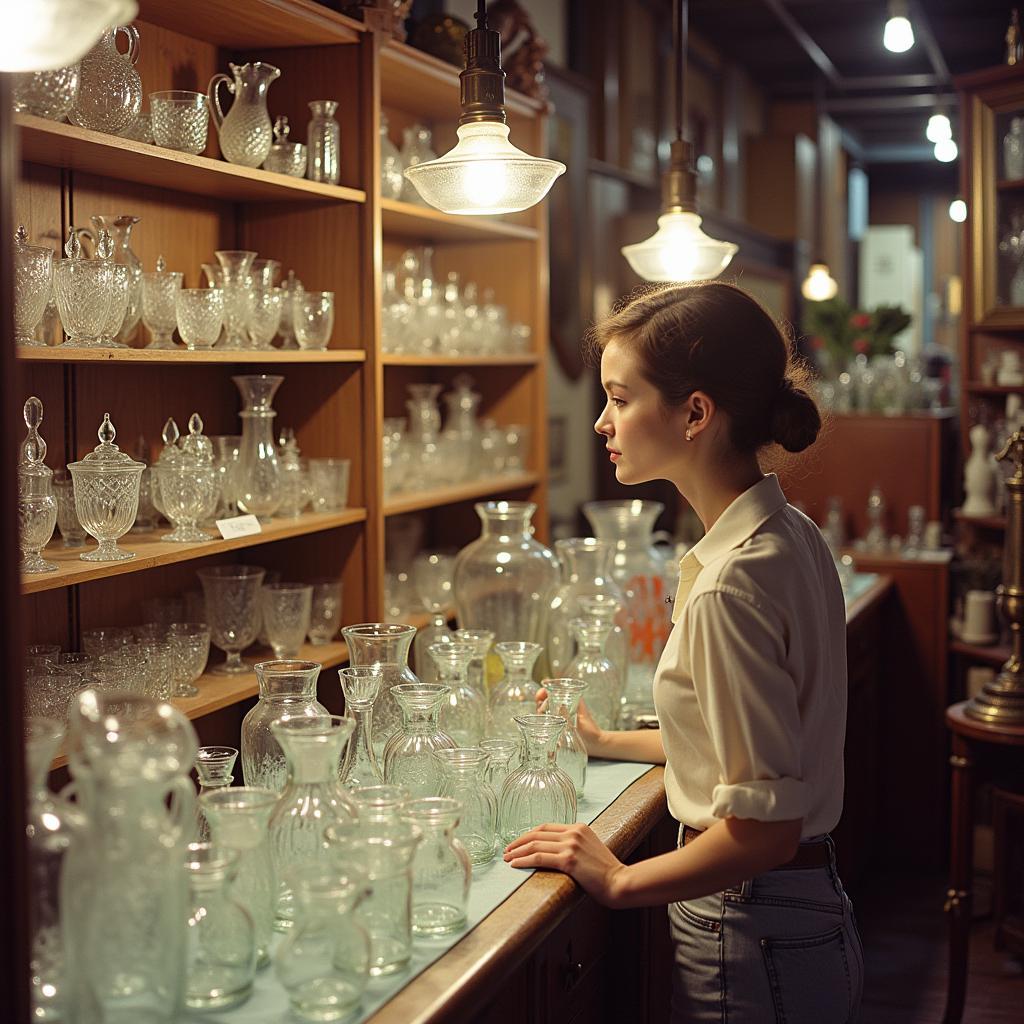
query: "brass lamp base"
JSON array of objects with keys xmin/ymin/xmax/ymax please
[{"xmin": 965, "ymin": 671, "xmax": 1024, "ymax": 724}]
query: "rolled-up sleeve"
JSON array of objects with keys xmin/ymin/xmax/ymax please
[{"xmin": 685, "ymin": 588, "xmax": 807, "ymax": 823}]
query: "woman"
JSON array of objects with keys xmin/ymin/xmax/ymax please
[{"xmin": 504, "ymin": 282, "xmax": 864, "ymax": 1022}]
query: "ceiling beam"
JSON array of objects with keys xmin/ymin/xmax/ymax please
[
  {"xmin": 760, "ymin": 0, "xmax": 842, "ymax": 86},
  {"xmin": 908, "ymin": 0, "xmax": 951, "ymax": 84}
]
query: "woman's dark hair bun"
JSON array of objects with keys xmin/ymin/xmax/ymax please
[{"xmin": 770, "ymin": 379, "xmax": 821, "ymax": 453}]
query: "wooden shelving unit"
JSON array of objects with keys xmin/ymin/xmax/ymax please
[
  {"xmin": 383, "ymin": 473, "xmax": 540, "ymax": 517},
  {"xmin": 950, "ymin": 639, "xmax": 1010, "ymax": 666},
  {"xmin": 953, "ymin": 510, "xmax": 1006, "ymax": 530},
  {"xmin": 380, "ymin": 197, "xmax": 539, "ymax": 242},
  {"xmin": 382, "ymin": 352, "xmax": 539, "ymax": 367},
  {"xmin": 18, "ymin": 346, "xmax": 367, "ymax": 365}
]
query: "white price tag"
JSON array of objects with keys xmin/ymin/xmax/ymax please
[{"xmin": 216, "ymin": 514, "xmax": 262, "ymax": 540}]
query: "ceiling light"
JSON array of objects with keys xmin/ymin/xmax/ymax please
[
  {"xmin": 621, "ymin": 0, "xmax": 737, "ymax": 281},
  {"xmin": 934, "ymin": 138, "xmax": 958, "ymax": 163},
  {"xmin": 800, "ymin": 83, "xmax": 838, "ymax": 304},
  {"xmin": 801, "ymin": 262, "xmax": 839, "ymax": 302},
  {"xmin": 402, "ymin": 0, "xmax": 565, "ymax": 216},
  {"xmin": 949, "ymin": 198, "xmax": 967, "ymax": 222},
  {"xmin": 926, "ymin": 112, "xmax": 952, "ymax": 143},
  {"xmin": 883, "ymin": 0, "xmax": 915, "ymax": 53},
  {"xmin": 1, "ymin": 0, "xmax": 136, "ymax": 71}
]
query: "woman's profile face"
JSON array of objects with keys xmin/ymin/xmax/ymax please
[{"xmin": 594, "ymin": 338, "xmax": 689, "ymax": 487}]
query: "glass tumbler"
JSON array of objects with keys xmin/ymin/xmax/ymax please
[
  {"xmin": 197, "ymin": 564, "xmax": 266, "ymax": 674},
  {"xmin": 52, "ymin": 469, "xmax": 87, "ymax": 547},
  {"xmin": 167, "ymin": 622, "xmax": 211, "ymax": 698},
  {"xmin": 150, "ymin": 90, "xmax": 209, "ymax": 154},
  {"xmin": 176, "ymin": 288, "xmax": 224, "ymax": 350},
  {"xmin": 13, "ymin": 227, "xmax": 53, "ymax": 347},
  {"xmin": 142, "ymin": 259, "xmax": 183, "ymax": 348},
  {"xmin": 261, "ymin": 582, "xmax": 313, "ymax": 659},
  {"xmin": 308, "ymin": 579, "xmax": 343, "ymax": 645},
  {"xmin": 435, "ymin": 747, "xmax": 498, "ymax": 865},
  {"xmin": 247, "ymin": 287, "xmax": 282, "ymax": 348},
  {"xmin": 308, "ymin": 457, "xmax": 350, "ymax": 512},
  {"xmin": 293, "ymin": 289, "xmax": 334, "ymax": 350}
]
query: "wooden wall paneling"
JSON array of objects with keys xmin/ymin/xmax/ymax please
[
  {"xmin": 17, "ymin": 363, "xmax": 71, "ymax": 466},
  {"xmin": 13, "ymin": 162, "xmax": 63, "ymax": 248},
  {"xmin": 21, "ymin": 590, "xmax": 76, "ymax": 649},
  {"xmin": 432, "ymin": 241, "xmax": 539, "ymax": 327}
]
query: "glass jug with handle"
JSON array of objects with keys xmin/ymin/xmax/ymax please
[{"xmin": 207, "ymin": 62, "xmax": 281, "ymax": 167}]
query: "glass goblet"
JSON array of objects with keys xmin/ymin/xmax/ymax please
[
  {"xmin": 247, "ymin": 287, "xmax": 282, "ymax": 349},
  {"xmin": 142, "ymin": 261, "xmax": 183, "ymax": 349},
  {"xmin": 294, "ymin": 290, "xmax": 334, "ymax": 350},
  {"xmin": 168, "ymin": 622, "xmax": 211, "ymax": 698},
  {"xmin": 176, "ymin": 288, "xmax": 224, "ymax": 350},
  {"xmin": 261, "ymin": 583, "xmax": 313, "ymax": 660},
  {"xmin": 197, "ymin": 565, "xmax": 266, "ymax": 674},
  {"xmin": 413, "ymin": 552, "xmax": 455, "ymax": 613},
  {"xmin": 308, "ymin": 579, "xmax": 343, "ymax": 646},
  {"xmin": 13, "ymin": 230, "xmax": 53, "ymax": 347}
]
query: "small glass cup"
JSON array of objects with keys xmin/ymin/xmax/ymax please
[
  {"xmin": 247, "ymin": 287, "xmax": 282, "ymax": 349},
  {"xmin": 150, "ymin": 90, "xmax": 209, "ymax": 154},
  {"xmin": 167, "ymin": 621, "xmax": 211, "ymax": 698},
  {"xmin": 141, "ymin": 261, "xmax": 183, "ymax": 349},
  {"xmin": 261, "ymin": 582, "xmax": 313, "ymax": 660},
  {"xmin": 307, "ymin": 579, "xmax": 343, "ymax": 646},
  {"xmin": 294, "ymin": 290, "xmax": 334, "ymax": 350},
  {"xmin": 96, "ymin": 263, "xmax": 131, "ymax": 347},
  {"xmin": 176, "ymin": 288, "xmax": 224, "ymax": 350},
  {"xmin": 52, "ymin": 469, "xmax": 87, "ymax": 547},
  {"xmin": 308, "ymin": 458, "xmax": 350, "ymax": 512}
]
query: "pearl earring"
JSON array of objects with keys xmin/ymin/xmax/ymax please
[{"xmin": 685, "ymin": 429, "xmax": 693, "ymax": 442}]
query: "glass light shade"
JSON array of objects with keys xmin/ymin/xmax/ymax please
[
  {"xmin": 621, "ymin": 210, "xmax": 738, "ymax": 282},
  {"xmin": 1, "ymin": 0, "xmax": 136, "ymax": 71},
  {"xmin": 949, "ymin": 198, "xmax": 967, "ymax": 223},
  {"xmin": 926, "ymin": 113, "xmax": 952, "ymax": 143},
  {"xmin": 883, "ymin": 15, "xmax": 914, "ymax": 53},
  {"xmin": 801, "ymin": 263, "xmax": 839, "ymax": 302},
  {"xmin": 934, "ymin": 138, "xmax": 958, "ymax": 163},
  {"xmin": 402, "ymin": 121, "xmax": 566, "ymax": 216}
]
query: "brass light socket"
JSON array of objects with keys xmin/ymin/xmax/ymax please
[
  {"xmin": 459, "ymin": 24, "xmax": 507, "ymax": 125},
  {"xmin": 662, "ymin": 139, "xmax": 698, "ymax": 214}
]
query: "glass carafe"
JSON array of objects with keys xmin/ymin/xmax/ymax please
[
  {"xmin": 342, "ymin": 623, "xmax": 420, "ymax": 760},
  {"xmin": 382, "ymin": 683, "xmax": 455, "ymax": 797},
  {"xmin": 307, "ymin": 99, "xmax": 341, "ymax": 184},
  {"xmin": 454, "ymin": 501, "xmax": 560, "ymax": 646},
  {"xmin": 430, "ymin": 641, "xmax": 487, "ymax": 745},
  {"xmin": 207, "ymin": 62, "xmax": 280, "ymax": 167},
  {"xmin": 498, "ymin": 714, "xmax": 577, "ymax": 845},
  {"xmin": 89, "ymin": 215, "xmax": 142, "ymax": 344},
  {"xmin": 199, "ymin": 787, "xmax": 278, "ymax": 970},
  {"xmin": 543, "ymin": 678, "xmax": 588, "ymax": 799},
  {"xmin": 380, "ymin": 112, "xmax": 404, "ymax": 199},
  {"xmin": 193, "ymin": 746, "xmax": 237, "ymax": 842},
  {"xmin": 241, "ymin": 660, "xmax": 328, "ymax": 790},
  {"xmin": 435, "ymin": 747, "xmax": 497, "ymax": 865},
  {"xmin": 583, "ymin": 500, "xmax": 671, "ymax": 721},
  {"xmin": 402, "ymin": 797, "xmax": 471, "ymax": 935},
  {"xmin": 233, "ymin": 373, "xmax": 283, "ymax": 521},
  {"xmin": 490, "ymin": 641, "xmax": 543, "ymax": 741},
  {"xmin": 566, "ymin": 618, "xmax": 620, "ymax": 730},
  {"xmin": 68, "ymin": 26, "xmax": 142, "ymax": 136},
  {"xmin": 18, "ymin": 396, "xmax": 58, "ymax": 574},
  {"xmin": 268, "ymin": 716, "xmax": 358, "ymax": 930},
  {"xmin": 338, "ymin": 666, "xmax": 385, "ymax": 789}
]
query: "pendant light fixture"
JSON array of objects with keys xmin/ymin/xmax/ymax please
[
  {"xmin": 621, "ymin": 0, "xmax": 737, "ymax": 282},
  {"xmin": 883, "ymin": 0, "xmax": 915, "ymax": 53},
  {"xmin": 801, "ymin": 83, "xmax": 839, "ymax": 303},
  {"xmin": 401, "ymin": 0, "xmax": 565, "ymax": 216}
]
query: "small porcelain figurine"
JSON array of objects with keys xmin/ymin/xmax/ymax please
[
  {"xmin": 996, "ymin": 349, "xmax": 1024, "ymax": 386},
  {"xmin": 962, "ymin": 423, "xmax": 1000, "ymax": 516}
]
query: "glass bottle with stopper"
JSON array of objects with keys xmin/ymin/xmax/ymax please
[{"xmin": 18, "ymin": 396, "xmax": 58, "ymax": 574}]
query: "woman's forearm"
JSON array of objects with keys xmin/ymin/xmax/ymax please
[{"xmin": 589, "ymin": 726, "xmax": 666, "ymax": 764}]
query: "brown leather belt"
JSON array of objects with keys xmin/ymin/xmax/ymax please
[{"xmin": 681, "ymin": 825, "xmax": 832, "ymax": 870}]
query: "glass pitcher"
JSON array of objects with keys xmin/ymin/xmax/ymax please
[
  {"xmin": 207, "ymin": 62, "xmax": 280, "ymax": 167},
  {"xmin": 68, "ymin": 26, "xmax": 142, "ymax": 136}
]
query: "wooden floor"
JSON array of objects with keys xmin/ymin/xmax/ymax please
[{"xmin": 856, "ymin": 870, "xmax": 1023, "ymax": 1022}]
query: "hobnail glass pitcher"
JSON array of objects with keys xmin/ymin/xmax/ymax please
[
  {"xmin": 208, "ymin": 62, "xmax": 281, "ymax": 167},
  {"xmin": 68, "ymin": 26, "xmax": 142, "ymax": 136}
]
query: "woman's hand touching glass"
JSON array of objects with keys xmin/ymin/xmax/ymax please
[{"xmin": 536, "ymin": 686, "xmax": 605, "ymax": 755}]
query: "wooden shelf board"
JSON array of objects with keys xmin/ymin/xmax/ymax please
[
  {"xmin": 954, "ymin": 510, "xmax": 1006, "ymax": 529},
  {"xmin": 18, "ymin": 346, "xmax": 367, "ymax": 366},
  {"xmin": 49, "ymin": 639, "xmax": 350, "ymax": 771},
  {"xmin": 17, "ymin": 115, "xmax": 367, "ymax": 205},
  {"xmin": 382, "ymin": 353, "xmax": 539, "ymax": 367},
  {"xmin": 380, "ymin": 197, "xmax": 539, "ymax": 243},
  {"xmin": 137, "ymin": 0, "xmax": 363, "ymax": 47},
  {"xmin": 964, "ymin": 381, "xmax": 1024, "ymax": 394},
  {"xmin": 998, "ymin": 177, "xmax": 1024, "ymax": 191},
  {"xmin": 383, "ymin": 473, "xmax": 539, "ymax": 517},
  {"xmin": 950, "ymin": 639, "xmax": 1011, "ymax": 666},
  {"xmin": 22, "ymin": 508, "xmax": 367, "ymax": 595}
]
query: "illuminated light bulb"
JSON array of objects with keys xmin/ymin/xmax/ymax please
[
  {"xmin": 883, "ymin": 14, "xmax": 915, "ymax": 53},
  {"xmin": 949, "ymin": 198, "xmax": 967, "ymax": 223},
  {"xmin": 934, "ymin": 137, "xmax": 958, "ymax": 163},
  {"xmin": 403, "ymin": 121, "xmax": 565, "ymax": 216},
  {"xmin": 621, "ymin": 210, "xmax": 738, "ymax": 283},
  {"xmin": 801, "ymin": 263, "xmax": 839, "ymax": 302},
  {"xmin": 926, "ymin": 113, "xmax": 952, "ymax": 143},
  {"xmin": 1, "ymin": 0, "xmax": 136, "ymax": 71}
]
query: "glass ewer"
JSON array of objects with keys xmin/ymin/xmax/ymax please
[
  {"xmin": 402, "ymin": 797, "xmax": 471, "ymax": 935},
  {"xmin": 268, "ymin": 716, "xmax": 358, "ymax": 930},
  {"xmin": 199, "ymin": 786, "xmax": 278, "ymax": 970},
  {"xmin": 454, "ymin": 501, "xmax": 560, "ymax": 647},
  {"xmin": 216, "ymin": 250, "xmax": 257, "ymax": 349},
  {"xmin": 207, "ymin": 62, "xmax": 280, "ymax": 167},
  {"xmin": 566, "ymin": 618, "xmax": 620, "ymax": 731},
  {"xmin": 233, "ymin": 373, "xmax": 283, "ymax": 521},
  {"xmin": 183, "ymin": 844, "xmax": 256, "ymax": 1011},
  {"xmin": 68, "ymin": 26, "xmax": 142, "ymax": 135},
  {"xmin": 342, "ymin": 623, "xmax": 420, "ymax": 760},
  {"xmin": 61, "ymin": 690, "xmax": 199, "ymax": 1024},
  {"xmin": 89, "ymin": 215, "xmax": 142, "ymax": 344},
  {"xmin": 382, "ymin": 683, "xmax": 456, "ymax": 798},
  {"xmin": 307, "ymin": 99, "xmax": 341, "ymax": 184},
  {"xmin": 380, "ymin": 112, "xmax": 404, "ymax": 199},
  {"xmin": 489, "ymin": 641, "xmax": 543, "ymax": 742},
  {"xmin": 543, "ymin": 678, "xmax": 588, "ymax": 799},
  {"xmin": 338, "ymin": 666, "xmax": 385, "ymax": 789},
  {"xmin": 67, "ymin": 413, "xmax": 144, "ymax": 562},
  {"xmin": 13, "ymin": 225, "xmax": 53, "ymax": 347},
  {"xmin": 241, "ymin": 660, "xmax": 328, "ymax": 790},
  {"xmin": 274, "ymin": 868, "xmax": 370, "ymax": 1020},
  {"xmin": 26, "ymin": 718, "xmax": 84, "ymax": 1023},
  {"xmin": 435, "ymin": 747, "xmax": 498, "ymax": 865},
  {"xmin": 18, "ymin": 397, "xmax": 58, "ymax": 574},
  {"xmin": 193, "ymin": 745, "xmax": 237, "ymax": 842},
  {"xmin": 498, "ymin": 714, "xmax": 577, "ymax": 846},
  {"xmin": 197, "ymin": 565, "xmax": 266, "ymax": 675},
  {"xmin": 583, "ymin": 499, "xmax": 672, "ymax": 724},
  {"xmin": 430, "ymin": 641, "xmax": 487, "ymax": 746}
]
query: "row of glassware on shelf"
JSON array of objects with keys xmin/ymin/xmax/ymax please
[
  {"xmin": 14, "ymin": 228, "xmax": 334, "ymax": 351},
  {"xmin": 813, "ymin": 352, "xmax": 948, "ymax": 416}
]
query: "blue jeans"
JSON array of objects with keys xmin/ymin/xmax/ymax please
[{"xmin": 667, "ymin": 829, "xmax": 864, "ymax": 1023}]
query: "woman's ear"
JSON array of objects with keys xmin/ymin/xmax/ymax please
[{"xmin": 685, "ymin": 391, "xmax": 715, "ymax": 440}]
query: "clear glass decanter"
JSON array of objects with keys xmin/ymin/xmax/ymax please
[
  {"xmin": 380, "ymin": 112, "xmax": 404, "ymax": 199},
  {"xmin": 543, "ymin": 678, "xmax": 588, "ymax": 799},
  {"xmin": 435, "ymin": 747, "xmax": 498, "ymax": 865},
  {"xmin": 489, "ymin": 641, "xmax": 543, "ymax": 741},
  {"xmin": 233, "ymin": 373, "xmax": 283, "ymax": 521},
  {"xmin": 276, "ymin": 427, "xmax": 307, "ymax": 518},
  {"xmin": 337, "ymin": 666, "xmax": 385, "ymax": 789},
  {"xmin": 241, "ymin": 659, "xmax": 328, "ymax": 791},
  {"xmin": 566, "ymin": 618, "xmax": 620, "ymax": 731},
  {"xmin": 307, "ymin": 99, "xmax": 341, "ymax": 184},
  {"xmin": 402, "ymin": 797, "xmax": 471, "ymax": 935},
  {"xmin": 199, "ymin": 786, "xmax": 278, "ymax": 971},
  {"xmin": 193, "ymin": 745, "xmax": 237, "ymax": 842},
  {"xmin": 268, "ymin": 715, "xmax": 358, "ymax": 930},
  {"xmin": 382, "ymin": 683, "xmax": 456, "ymax": 797},
  {"xmin": 430, "ymin": 641, "xmax": 487, "ymax": 746},
  {"xmin": 442, "ymin": 374, "xmax": 482, "ymax": 477},
  {"xmin": 498, "ymin": 714, "xmax": 577, "ymax": 845},
  {"xmin": 18, "ymin": 396, "xmax": 58, "ymax": 574},
  {"xmin": 454, "ymin": 502, "xmax": 560, "ymax": 646}
]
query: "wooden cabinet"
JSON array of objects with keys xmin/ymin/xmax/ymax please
[{"xmin": 13, "ymin": 1, "xmax": 552, "ymax": 767}]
